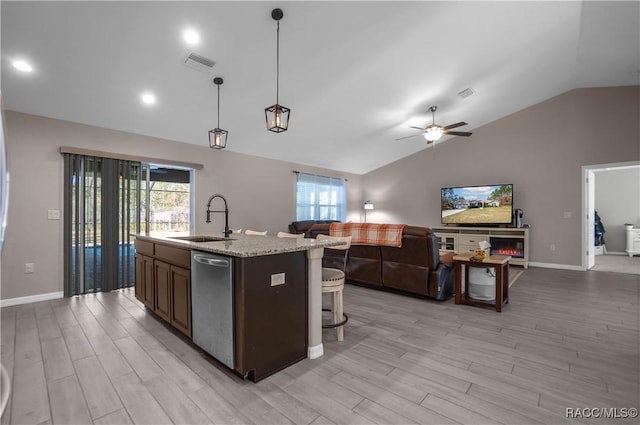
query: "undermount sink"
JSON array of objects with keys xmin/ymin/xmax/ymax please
[{"xmin": 169, "ymin": 235, "xmax": 234, "ymax": 242}]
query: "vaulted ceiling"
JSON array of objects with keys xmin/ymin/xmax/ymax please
[{"xmin": 2, "ymin": 1, "xmax": 638, "ymax": 174}]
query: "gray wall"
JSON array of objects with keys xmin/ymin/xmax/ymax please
[
  {"xmin": 1, "ymin": 111, "xmax": 362, "ymax": 301},
  {"xmin": 595, "ymin": 166, "xmax": 640, "ymax": 253},
  {"xmin": 3, "ymin": 86, "xmax": 638, "ymax": 301},
  {"xmin": 363, "ymin": 86, "xmax": 640, "ymax": 267}
]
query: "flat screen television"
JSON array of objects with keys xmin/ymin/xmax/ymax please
[{"xmin": 441, "ymin": 184, "xmax": 513, "ymax": 226}]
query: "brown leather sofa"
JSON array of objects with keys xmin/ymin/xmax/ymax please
[
  {"xmin": 289, "ymin": 220, "xmax": 341, "ymax": 238},
  {"xmin": 309, "ymin": 224, "xmax": 455, "ymax": 300}
]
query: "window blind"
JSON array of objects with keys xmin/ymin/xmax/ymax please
[
  {"xmin": 295, "ymin": 172, "xmax": 346, "ymax": 221},
  {"xmin": 63, "ymin": 154, "xmax": 141, "ymax": 296}
]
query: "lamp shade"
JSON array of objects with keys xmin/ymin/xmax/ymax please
[
  {"xmin": 209, "ymin": 128, "xmax": 228, "ymax": 149},
  {"xmin": 265, "ymin": 104, "xmax": 290, "ymax": 133}
]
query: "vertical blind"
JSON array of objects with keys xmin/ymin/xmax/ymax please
[
  {"xmin": 295, "ymin": 172, "xmax": 346, "ymax": 221},
  {"xmin": 63, "ymin": 154, "xmax": 141, "ymax": 296}
]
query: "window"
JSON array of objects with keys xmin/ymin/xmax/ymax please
[
  {"xmin": 141, "ymin": 164, "xmax": 192, "ymax": 236},
  {"xmin": 296, "ymin": 172, "xmax": 346, "ymax": 221}
]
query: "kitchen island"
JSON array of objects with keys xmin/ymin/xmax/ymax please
[{"xmin": 134, "ymin": 232, "xmax": 339, "ymax": 381}]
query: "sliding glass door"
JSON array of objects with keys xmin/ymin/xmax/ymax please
[
  {"xmin": 63, "ymin": 154, "xmax": 141, "ymax": 296},
  {"xmin": 141, "ymin": 164, "xmax": 192, "ymax": 236}
]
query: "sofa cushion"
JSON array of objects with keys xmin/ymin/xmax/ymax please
[
  {"xmin": 347, "ymin": 245, "xmax": 383, "ymax": 286},
  {"xmin": 289, "ymin": 220, "xmax": 340, "ymax": 237}
]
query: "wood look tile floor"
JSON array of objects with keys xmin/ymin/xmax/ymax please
[{"xmin": 1, "ymin": 267, "xmax": 638, "ymax": 425}]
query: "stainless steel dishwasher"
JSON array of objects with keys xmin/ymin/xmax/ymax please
[{"xmin": 191, "ymin": 250, "xmax": 234, "ymax": 369}]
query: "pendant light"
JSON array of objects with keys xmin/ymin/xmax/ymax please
[
  {"xmin": 209, "ymin": 77, "xmax": 228, "ymax": 149},
  {"xmin": 265, "ymin": 8, "xmax": 290, "ymax": 133}
]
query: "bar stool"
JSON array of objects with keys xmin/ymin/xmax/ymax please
[
  {"xmin": 316, "ymin": 234, "xmax": 351, "ymax": 341},
  {"xmin": 245, "ymin": 229, "xmax": 267, "ymax": 235}
]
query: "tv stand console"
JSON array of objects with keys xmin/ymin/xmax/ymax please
[{"xmin": 433, "ymin": 226, "xmax": 529, "ymax": 268}]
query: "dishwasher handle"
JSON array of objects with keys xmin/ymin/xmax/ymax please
[{"xmin": 193, "ymin": 254, "xmax": 230, "ymax": 267}]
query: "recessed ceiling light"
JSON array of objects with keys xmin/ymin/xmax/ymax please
[
  {"xmin": 141, "ymin": 93, "xmax": 156, "ymax": 105},
  {"xmin": 183, "ymin": 30, "xmax": 199, "ymax": 45},
  {"xmin": 13, "ymin": 60, "xmax": 33, "ymax": 72}
]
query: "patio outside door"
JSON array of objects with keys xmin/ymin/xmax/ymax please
[{"xmin": 63, "ymin": 154, "xmax": 141, "ymax": 296}]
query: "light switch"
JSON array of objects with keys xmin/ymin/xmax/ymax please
[{"xmin": 48, "ymin": 210, "xmax": 60, "ymax": 220}]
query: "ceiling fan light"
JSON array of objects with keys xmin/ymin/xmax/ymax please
[{"xmin": 424, "ymin": 125, "xmax": 443, "ymax": 142}]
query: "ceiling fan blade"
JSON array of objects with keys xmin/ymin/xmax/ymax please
[
  {"xmin": 409, "ymin": 126, "xmax": 425, "ymax": 131},
  {"xmin": 445, "ymin": 131, "xmax": 472, "ymax": 137},
  {"xmin": 394, "ymin": 133, "xmax": 424, "ymax": 141},
  {"xmin": 442, "ymin": 122, "xmax": 467, "ymax": 131}
]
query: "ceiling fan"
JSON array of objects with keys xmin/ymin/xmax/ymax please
[{"xmin": 396, "ymin": 106, "xmax": 472, "ymax": 143}]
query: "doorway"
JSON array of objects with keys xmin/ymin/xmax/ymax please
[
  {"xmin": 63, "ymin": 154, "xmax": 141, "ymax": 295},
  {"xmin": 582, "ymin": 161, "xmax": 640, "ymax": 271},
  {"xmin": 63, "ymin": 157, "xmax": 193, "ymax": 296}
]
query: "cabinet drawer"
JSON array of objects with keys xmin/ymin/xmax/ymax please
[
  {"xmin": 458, "ymin": 235, "xmax": 488, "ymax": 246},
  {"xmin": 457, "ymin": 244, "xmax": 478, "ymax": 253},
  {"xmin": 155, "ymin": 244, "xmax": 191, "ymax": 269},
  {"xmin": 135, "ymin": 239, "xmax": 154, "ymax": 256}
]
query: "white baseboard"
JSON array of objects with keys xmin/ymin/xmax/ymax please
[
  {"xmin": 0, "ymin": 291, "xmax": 64, "ymax": 308},
  {"xmin": 529, "ymin": 262, "xmax": 584, "ymax": 271}
]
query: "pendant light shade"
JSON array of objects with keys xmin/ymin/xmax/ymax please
[
  {"xmin": 209, "ymin": 77, "xmax": 228, "ymax": 149},
  {"xmin": 265, "ymin": 104, "xmax": 290, "ymax": 133},
  {"xmin": 265, "ymin": 8, "xmax": 291, "ymax": 133}
]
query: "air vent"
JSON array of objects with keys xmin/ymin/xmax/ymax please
[
  {"xmin": 183, "ymin": 52, "xmax": 215, "ymax": 73},
  {"xmin": 458, "ymin": 87, "xmax": 475, "ymax": 99}
]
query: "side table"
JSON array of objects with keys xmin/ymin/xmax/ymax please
[{"xmin": 453, "ymin": 253, "xmax": 511, "ymax": 312}]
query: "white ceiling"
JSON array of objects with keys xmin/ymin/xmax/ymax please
[{"xmin": 2, "ymin": 1, "xmax": 639, "ymax": 174}]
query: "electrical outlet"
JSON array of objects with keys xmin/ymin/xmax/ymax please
[
  {"xmin": 550, "ymin": 244, "xmax": 556, "ymax": 251},
  {"xmin": 270, "ymin": 273, "xmax": 285, "ymax": 286},
  {"xmin": 563, "ymin": 211, "xmax": 572, "ymax": 219},
  {"xmin": 24, "ymin": 263, "xmax": 35, "ymax": 273}
]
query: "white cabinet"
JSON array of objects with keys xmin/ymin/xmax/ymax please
[
  {"xmin": 435, "ymin": 234, "xmax": 457, "ymax": 251},
  {"xmin": 433, "ymin": 226, "xmax": 529, "ymax": 268},
  {"xmin": 626, "ymin": 227, "xmax": 640, "ymax": 257},
  {"xmin": 457, "ymin": 234, "xmax": 486, "ymax": 254}
]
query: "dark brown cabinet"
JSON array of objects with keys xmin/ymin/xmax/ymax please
[
  {"xmin": 136, "ymin": 237, "xmax": 307, "ymax": 381},
  {"xmin": 170, "ymin": 265, "xmax": 191, "ymax": 336},
  {"xmin": 233, "ymin": 252, "xmax": 307, "ymax": 381},
  {"xmin": 135, "ymin": 254, "xmax": 154, "ymax": 309},
  {"xmin": 154, "ymin": 260, "xmax": 172, "ymax": 322},
  {"xmin": 135, "ymin": 239, "xmax": 192, "ymax": 337},
  {"xmin": 134, "ymin": 239, "xmax": 155, "ymax": 310}
]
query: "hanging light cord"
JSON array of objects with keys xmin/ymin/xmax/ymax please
[
  {"xmin": 276, "ymin": 20, "xmax": 280, "ymax": 105},
  {"xmin": 217, "ymin": 83, "xmax": 221, "ymax": 128}
]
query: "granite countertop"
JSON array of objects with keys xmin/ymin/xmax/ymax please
[{"xmin": 134, "ymin": 232, "xmax": 341, "ymax": 258}]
